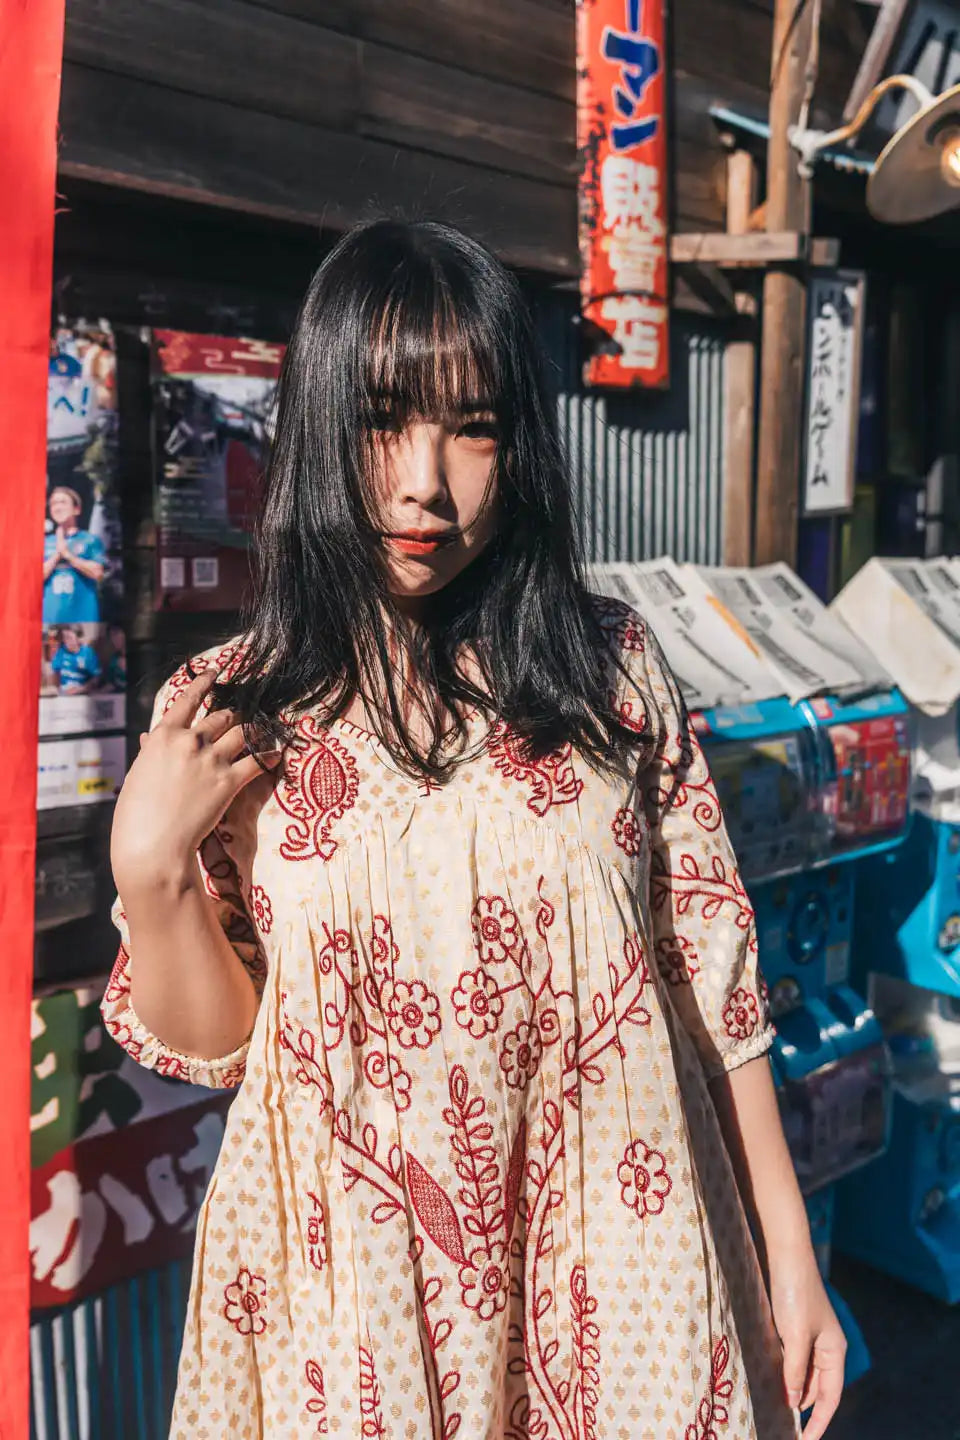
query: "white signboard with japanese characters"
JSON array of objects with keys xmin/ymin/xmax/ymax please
[{"xmin": 802, "ymin": 270, "xmax": 866, "ymax": 515}]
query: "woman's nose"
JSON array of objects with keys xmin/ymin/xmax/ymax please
[{"xmin": 394, "ymin": 423, "xmax": 447, "ymax": 507}]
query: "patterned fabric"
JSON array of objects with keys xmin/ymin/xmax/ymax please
[{"xmin": 102, "ymin": 602, "xmax": 796, "ymax": 1440}]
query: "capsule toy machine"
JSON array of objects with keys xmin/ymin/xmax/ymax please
[
  {"xmin": 830, "ymin": 557, "xmax": 960, "ymax": 1301},
  {"xmin": 588, "ymin": 559, "xmax": 891, "ymax": 1376}
]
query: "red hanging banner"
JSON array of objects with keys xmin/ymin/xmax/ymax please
[
  {"xmin": 577, "ymin": 0, "xmax": 670, "ymax": 390},
  {"xmin": 0, "ymin": 0, "xmax": 66, "ymax": 1434}
]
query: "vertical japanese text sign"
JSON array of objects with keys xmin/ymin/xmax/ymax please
[
  {"xmin": 802, "ymin": 271, "xmax": 866, "ymax": 516},
  {"xmin": 577, "ymin": 0, "xmax": 670, "ymax": 389}
]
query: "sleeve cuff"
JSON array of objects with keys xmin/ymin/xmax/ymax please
[
  {"xmin": 101, "ymin": 993, "xmax": 250, "ymax": 1090},
  {"xmin": 704, "ymin": 1023, "xmax": 776, "ymax": 1080}
]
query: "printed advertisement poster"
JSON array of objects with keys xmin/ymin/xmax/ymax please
[
  {"xmin": 152, "ymin": 330, "xmax": 285, "ymax": 612},
  {"xmin": 37, "ymin": 734, "xmax": 127, "ymax": 812},
  {"xmin": 577, "ymin": 0, "xmax": 670, "ymax": 389},
  {"xmin": 41, "ymin": 321, "xmax": 125, "ymax": 738},
  {"xmin": 30, "ymin": 982, "xmax": 231, "ymax": 1307}
]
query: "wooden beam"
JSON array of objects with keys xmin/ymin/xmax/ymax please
[
  {"xmin": 57, "ymin": 63, "xmax": 578, "ymax": 275},
  {"xmin": 754, "ymin": 0, "xmax": 816, "ymax": 565},
  {"xmin": 669, "ymin": 231, "xmax": 839, "ymax": 268},
  {"xmin": 844, "ymin": 0, "xmax": 912, "ymax": 122},
  {"xmin": 722, "ymin": 150, "xmax": 758, "ymax": 567}
]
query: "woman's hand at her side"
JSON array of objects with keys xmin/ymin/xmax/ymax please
[
  {"xmin": 111, "ymin": 669, "xmax": 280, "ymax": 897},
  {"xmin": 769, "ymin": 1239, "xmax": 847, "ymax": 1438}
]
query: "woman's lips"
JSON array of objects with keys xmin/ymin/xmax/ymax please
[{"xmin": 386, "ymin": 534, "xmax": 456, "ymax": 557}]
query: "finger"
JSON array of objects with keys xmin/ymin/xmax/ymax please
[
  {"xmin": 212, "ymin": 722, "xmax": 255, "ymax": 762},
  {"xmin": 801, "ymin": 1357, "xmax": 845, "ymax": 1440},
  {"xmin": 195, "ymin": 707, "xmax": 238, "ymax": 745},
  {"xmin": 781, "ymin": 1337, "xmax": 809, "ymax": 1412},
  {"xmin": 139, "ymin": 732, "xmax": 148, "ymax": 751},
  {"xmin": 160, "ymin": 669, "xmax": 219, "ymax": 728},
  {"xmin": 228, "ymin": 752, "xmax": 283, "ymax": 790}
]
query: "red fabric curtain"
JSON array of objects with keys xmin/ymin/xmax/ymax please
[{"xmin": 0, "ymin": 3, "xmax": 66, "ymax": 1434}]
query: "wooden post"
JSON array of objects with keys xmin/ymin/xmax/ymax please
[
  {"xmin": 722, "ymin": 149, "xmax": 758, "ymax": 565},
  {"xmin": 754, "ymin": 0, "xmax": 815, "ymax": 565}
]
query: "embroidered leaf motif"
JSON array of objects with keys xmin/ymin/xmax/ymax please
[{"xmin": 406, "ymin": 1154, "xmax": 467, "ymax": 1265}]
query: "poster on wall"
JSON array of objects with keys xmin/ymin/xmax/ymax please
[
  {"xmin": 576, "ymin": 0, "xmax": 670, "ymax": 389},
  {"xmin": 802, "ymin": 271, "xmax": 866, "ymax": 516},
  {"xmin": 40, "ymin": 321, "xmax": 126, "ymax": 739},
  {"xmin": 29, "ymin": 981, "xmax": 231, "ymax": 1307},
  {"xmin": 152, "ymin": 330, "xmax": 285, "ymax": 612}
]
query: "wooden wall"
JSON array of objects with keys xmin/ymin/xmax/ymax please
[{"xmin": 58, "ymin": 0, "xmax": 872, "ymax": 277}]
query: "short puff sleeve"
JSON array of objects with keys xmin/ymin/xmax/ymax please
[
  {"xmin": 100, "ymin": 652, "xmax": 266, "ymax": 1089},
  {"xmin": 637, "ymin": 623, "xmax": 774, "ymax": 1078}
]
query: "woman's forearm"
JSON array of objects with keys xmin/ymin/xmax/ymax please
[
  {"xmin": 708, "ymin": 1054, "xmax": 814, "ymax": 1278},
  {"xmin": 123, "ymin": 859, "xmax": 258, "ymax": 1060}
]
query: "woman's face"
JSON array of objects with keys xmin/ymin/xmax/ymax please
[
  {"xmin": 369, "ymin": 406, "xmax": 500, "ymax": 607},
  {"xmin": 49, "ymin": 490, "xmax": 80, "ymax": 527}
]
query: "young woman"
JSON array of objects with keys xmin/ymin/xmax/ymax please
[{"xmin": 104, "ymin": 221, "xmax": 845, "ymax": 1439}]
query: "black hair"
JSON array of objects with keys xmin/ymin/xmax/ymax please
[{"xmin": 214, "ymin": 219, "xmax": 642, "ymax": 779}]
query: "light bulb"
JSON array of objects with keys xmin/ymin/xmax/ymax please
[{"xmin": 940, "ymin": 130, "xmax": 960, "ymax": 187}]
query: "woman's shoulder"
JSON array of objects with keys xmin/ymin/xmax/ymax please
[
  {"xmin": 154, "ymin": 635, "xmax": 249, "ymax": 717},
  {"xmin": 583, "ymin": 591, "xmax": 677, "ymax": 742}
]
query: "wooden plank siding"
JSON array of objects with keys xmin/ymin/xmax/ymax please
[{"xmin": 58, "ymin": 0, "xmax": 869, "ymax": 278}]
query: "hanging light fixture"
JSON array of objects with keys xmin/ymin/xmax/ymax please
[{"xmin": 792, "ymin": 74, "xmax": 960, "ymax": 225}]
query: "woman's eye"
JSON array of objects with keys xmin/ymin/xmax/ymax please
[
  {"xmin": 457, "ymin": 420, "xmax": 499, "ymax": 442},
  {"xmin": 368, "ymin": 408, "xmax": 401, "ymax": 433}
]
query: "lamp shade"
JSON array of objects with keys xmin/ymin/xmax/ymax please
[{"xmin": 868, "ymin": 82, "xmax": 960, "ymax": 224}]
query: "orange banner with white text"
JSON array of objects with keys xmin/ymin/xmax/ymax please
[{"xmin": 577, "ymin": 0, "xmax": 670, "ymax": 389}]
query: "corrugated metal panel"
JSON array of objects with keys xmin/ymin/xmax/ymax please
[
  {"xmin": 533, "ymin": 291, "xmax": 728, "ymax": 565},
  {"xmin": 30, "ymin": 1259, "xmax": 190, "ymax": 1440}
]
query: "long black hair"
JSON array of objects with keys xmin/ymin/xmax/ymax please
[{"xmin": 215, "ymin": 219, "xmax": 641, "ymax": 778}]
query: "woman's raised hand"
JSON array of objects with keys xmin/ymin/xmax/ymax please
[{"xmin": 111, "ymin": 669, "xmax": 281, "ymax": 896}]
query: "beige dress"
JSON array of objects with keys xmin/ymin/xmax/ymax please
[{"xmin": 102, "ymin": 601, "xmax": 797, "ymax": 1440}]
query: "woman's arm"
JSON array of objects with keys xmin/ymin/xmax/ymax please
[
  {"xmin": 111, "ymin": 668, "xmax": 279, "ymax": 1060},
  {"xmin": 710, "ymin": 1056, "xmax": 847, "ymax": 1440}
]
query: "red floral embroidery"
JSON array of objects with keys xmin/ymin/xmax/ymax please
[
  {"xmin": 276, "ymin": 719, "xmax": 359, "ymax": 862},
  {"xmin": 359, "ymin": 1342, "xmax": 387, "ymax": 1440},
  {"xmin": 571, "ymin": 1264, "xmax": 601, "ymax": 1440},
  {"xmin": 723, "ymin": 988, "xmax": 760, "ymax": 1041},
  {"xmin": 162, "ymin": 643, "xmax": 244, "ymax": 713},
  {"xmin": 154, "ymin": 1054, "xmax": 190, "ymax": 1081},
  {"xmin": 306, "ymin": 1192, "xmax": 327, "ymax": 1271},
  {"xmin": 364, "ymin": 1049, "xmax": 412, "ymax": 1111},
  {"xmin": 104, "ymin": 944, "xmax": 131, "ymax": 1004},
  {"xmin": 686, "ymin": 1336, "xmax": 733, "ymax": 1440},
  {"xmin": 451, "ymin": 967, "xmax": 503, "ymax": 1038},
  {"xmin": 648, "ymin": 721, "xmax": 723, "ymax": 833},
  {"xmin": 223, "ymin": 1265, "xmax": 268, "ymax": 1335},
  {"xmin": 618, "ymin": 1139, "xmax": 672, "ymax": 1218},
  {"xmin": 500, "ymin": 1021, "xmax": 543, "ymax": 1090},
  {"xmin": 368, "ymin": 914, "xmax": 399, "ymax": 978},
  {"xmin": 101, "ymin": 1016, "xmax": 143, "ymax": 1063},
  {"xmin": 591, "ymin": 595, "xmax": 645, "ymax": 653},
  {"xmin": 471, "ymin": 895, "xmax": 522, "ymax": 964},
  {"xmin": 612, "ymin": 805, "xmax": 644, "ymax": 857},
  {"xmin": 305, "ymin": 1358, "xmax": 328, "ymax": 1433},
  {"xmin": 655, "ymin": 934, "xmax": 700, "ymax": 986},
  {"xmin": 248, "ymin": 884, "xmax": 273, "ymax": 934},
  {"xmin": 383, "ymin": 978, "xmax": 441, "ymax": 1050},
  {"xmin": 459, "ymin": 1240, "xmax": 509, "ymax": 1320},
  {"xmin": 652, "ymin": 850, "xmax": 756, "ymax": 939},
  {"xmin": 488, "ymin": 723, "xmax": 584, "ymax": 816}
]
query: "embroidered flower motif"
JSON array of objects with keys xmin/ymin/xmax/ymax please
[
  {"xmin": 305, "ymin": 1358, "xmax": 329, "ymax": 1433},
  {"xmin": 500, "ymin": 1021, "xmax": 543, "ymax": 1090},
  {"xmin": 364, "ymin": 1049, "xmax": 413, "ymax": 1111},
  {"xmin": 101, "ymin": 1017, "xmax": 143, "ymax": 1063},
  {"xmin": 471, "ymin": 895, "xmax": 521, "ymax": 964},
  {"xmin": 618, "ymin": 1139, "xmax": 672, "ymax": 1218},
  {"xmin": 723, "ymin": 988, "xmax": 759, "ymax": 1041},
  {"xmin": 223, "ymin": 1265, "xmax": 268, "ymax": 1335},
  {"xmin": 458, "ymin": 1241, "xmax": 509, "ymax": 1321},
  {"xmin": 248, "ymin": 885, "xmax": 273, "ymax": 934},
  {"xmin": 451, "ymin": 968, "xmax": 504, "ymax": 1038},
  {"xmin": 155, "ymin": 1054, "xmax": 190, "ymax": 1080},
  {"xmin": 383, "ymin": 979, "xmax": 441, "ymax": 1050},
  {"xmin": 368, "ymin": 915, "xmax": 399, "ymax": 978},
  {"xmin": 306, "ymin": 1193, "xmax": 327, "ymax": 1271},
  {"xmin": 656, "ymin": 934, "xmax": 700, "ymax": 986},
  {"xmin": 612, "ymin": 806, "xmax": 644, "ymax": 857}
]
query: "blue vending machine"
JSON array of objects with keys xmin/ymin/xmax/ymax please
[
  {"xmin": 697, "ymin": 685, "xmax": 911, "ymax": 1380},
  {"xmin": 835, "ymin": 701, "xmax": 960, "ymax": 1302}
]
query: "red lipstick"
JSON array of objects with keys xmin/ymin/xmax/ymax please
[{"xmin": 386, "ymin": 531, "xmax": 456, "ymax": 557}]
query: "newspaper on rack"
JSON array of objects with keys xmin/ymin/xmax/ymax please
[
  {"xmin": 830, "ymin": 557, "xmax": 960, "ymax": 715},
  {"xmin": 692, "ymin": 563, "xmax": 878, "ymax": 702},
  {"xmin": 586, "ymin": 558, "xmax": 785, "ymax": 710}
]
